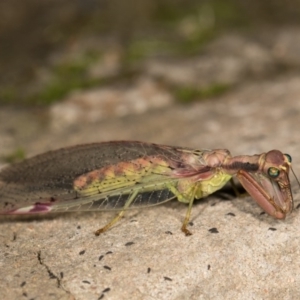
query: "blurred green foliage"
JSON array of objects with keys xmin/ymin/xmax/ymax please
[
  {"xmin": 29, "ymin": 53, "xmax": 101, "ymax": 105},
  {"xmin": 175, "ymin": 83, "xmax": 230, "ymax": 103},
  {"xmin": 3, "ymin": 148, "xmax": 26, "ymax": 164},
  {"xmin": 0, "ymin": 0, "xmax": 299, "ymax": 106}
]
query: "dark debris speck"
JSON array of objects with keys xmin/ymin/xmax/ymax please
[
  {"xmin": 102, "ymin": 287, "xmax": 111, "ymax": 293},
  {"xmin": 82, "ymin": 280, "xmax": 90, "ymax": 284},
  {"xmin": 125, "ymin": 242, "xmax": 134, "ymax": 246},
  {"xmin": 20, "ymin": 281, "xmax": 26, "ymax": 287},
  {"xmin": 103, "ymin": 265, "xmax": 111, "ymax": 271},
  {"xmin": 208, "ymin": 228, "xmax": 219, "ymax": 233},
  {"xmin": 268, "ymin": 227, "xmax": 277, "ymax": 231},
  {"xmin": 164, "ymin": 276, "xmax": 172, "ymax": 281},
  {"xmin": 79, "ymin": 250, "xmax": 86, "ymax": 255},
  {"xmin": 226, "ymin": 212, "xmax": 235, "ymax": 217}
]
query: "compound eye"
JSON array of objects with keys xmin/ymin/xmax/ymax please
[
  {"xmin": 284, "ymin": 153, "xmax": 292, "ymax": 163},
  {"xmin": 268, "ymin": 167, "xmax": 280, "ymax": 178}
]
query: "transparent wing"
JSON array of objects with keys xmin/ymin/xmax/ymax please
[
  {"xmin": 0, "ymin": 141, "xmax": 211, "ymax": 215},
  {"xmin": 0, "ymin": 175, "xmax": 179, "ymax": 214},
  {"xmin": 51, "ymin": 179, "xmax": 179, "ymax": 212}
]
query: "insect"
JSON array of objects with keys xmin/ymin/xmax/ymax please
[{"xmin": 0, "ymin": 141, "xmax": 296, "ymax": 236}]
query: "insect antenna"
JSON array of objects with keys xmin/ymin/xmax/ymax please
[{"xmin": 291, "ymin": 167, "xmax": 300, "ymax": 189}]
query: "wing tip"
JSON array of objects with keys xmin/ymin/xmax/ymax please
[{"xmin": 0, "ymin": 203, "xmax": 53, "ymax": 215}]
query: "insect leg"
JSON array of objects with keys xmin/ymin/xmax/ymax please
[
  {"xmin": 94, "ymin": 190, "xmax": 139, "ymax": 236},
  {"xmin": 166, "ymin": 184, "xmax": 196, "ymax": 236},
  {"xmin": 181, "ymin": 196, "xmax": 196, "ymax": 236},
  {"xmin": 230, "ymin": 178, "xmax": 248, "ymax": 198},
  {"xmin": 230, "ymin": 178, "xmax": 240, "ymax": 196}
]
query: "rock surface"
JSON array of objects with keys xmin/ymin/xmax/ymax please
[{"xmin": 1, "ymin": 74, "xmax": 300, "ymax": 299}]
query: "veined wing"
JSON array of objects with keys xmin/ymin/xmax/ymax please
[
  {"xmin": 0, "ymin": 141, "xmax": 213, "ymax": 214},
  {"xmin": 50, "ymin": 177, "xmax": 180, "ymax": 213}
]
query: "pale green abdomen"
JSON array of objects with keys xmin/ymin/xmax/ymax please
[{"xmin": 195, "ymin": 172, "xmax": 232, "ymax": 198}]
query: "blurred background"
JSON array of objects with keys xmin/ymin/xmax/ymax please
[
  {"xmin": 1, "ymin": 0, "xmax": 300, "ymax": 106},
  {"xmin": 1, "ymin": 0, "xmax": 300, "ymax": 162}
]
